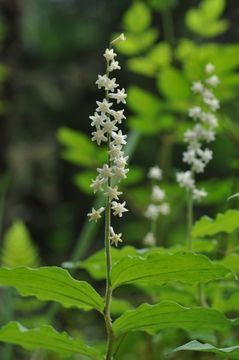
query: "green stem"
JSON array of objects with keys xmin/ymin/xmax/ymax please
[
  {"xmin": 161, "ymin": 6, "xmax": 175, "ymax": 46},
  {"xmin": 187, "ymin": 190, "xmax": 193, "ymax": 251},
  {"xmin": 103, "ymin": 133, "xmax": 114, "ymax": 359}
]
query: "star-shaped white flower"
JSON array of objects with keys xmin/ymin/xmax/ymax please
[
  {"xmin": 102, "ymin": 118, "xmax": 118, "ymax": 133},
  {"xmin": 110, "ymin": 226, "xmax": 123, "ymax": 247},
  {"xmin": 91, "ymin": 128, "xmax": 107, "ymax": 145},
  {"xmin": 97, "ymin": 164, "xmax": 113, "ymax": 179},
  {"xmin": 110, "ymin": 109, "xmax": 126, "ymax": 124},
  {"xmin": 151, "ymin": 186, "xmax": 165, "ymax": 202},
  {"xmin": 90, "ymin": 177, "xmax": 105, "ymax": 193},
  {"xmin": 89, "ymin": 112, "xmax": 106, "ymax": 127},
  {"xmin": 109, "ymin": 88, "xmax": 127, "ymax": 104},
  {"xmin": 111, "ymin": 130, "xmax": 127, "ymax": 146},
  {"xmin": 87, "ymin": 207, "xmax": 105, "ymax": 222},
  {"xmin": 96, "ymin": 99, "xmax": 113, "ymax": 113},
  {"xmin": 113, "ymin": 166, "xmax": 129, "ymax": 180},
  {"xmin": 111, "ymin": 201, "xmax": 128, "ymax": 217},
  {"xmin": 104, "ymin": 186, "xmax": 122, "ymax": 201},
  {"xmin": 108, "ymin": 144, "xmax": 123, "ymax": 161},
  {"xmin": 148, "ymin": 166, "xmax": 162, "ymax": 180},
  {"xmin": 108, "ymin": 60, "xmax": 121, "ymax": 72},
  {"xmin": 104, "ymin": 48, "xmax": 117, "ymax": 62}
]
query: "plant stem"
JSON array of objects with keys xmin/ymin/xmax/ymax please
[
  {"xmin": 187, "ymin": 190, "xmax": 193, "ymax": 251},
  {"xmin": 103, "ymin": 135, "xmax": 114, "ymax": 359},
  {"xmin": 161, "ymin": 5, "xmax": 175, "ymax": 47}
]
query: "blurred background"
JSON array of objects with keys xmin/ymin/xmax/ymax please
[{"xmin": 0, "ymin": 0, "xmax": 239, "ymax": 358}]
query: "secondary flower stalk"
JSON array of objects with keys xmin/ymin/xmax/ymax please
[{"xmin": 176, "ymin": 63, "xmax": 220, "ymax": 250}]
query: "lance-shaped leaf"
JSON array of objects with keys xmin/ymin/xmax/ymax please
[
  {"xmin": 192, "ymin": 210, "xmax": 239, "ymax": 238},
  {"xmin": 173, "ymin": 340, "xmax": 239, "ymax": 359},
  {"xmin": 113, "ymin": 301, "xmax": 230, "ymax": 336},
  {"xmin": 111, "ymin": 252, "xmax": 230, "ymax": 289},
  {"xmin": 0, "ymin": 322, "xmax": 101, "ymax": 359},
  {"xmin": 0, "ymin": 267, "xmax": 104, "ymax": 312}
]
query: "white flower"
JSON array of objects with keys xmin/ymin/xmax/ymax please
[
  {"xmin": 91, "ymin": 128, "xmax": 107, "ymax": 145},
  {"xmin": 205, "ymin": 63, "xmax": 215, "ymax": 74},
  {"xmin": 95, "ymin": 74, "xmax": 110, "ymax": 89},
  {"xmin": 183, "ymin": 149, "xmax": 196, "ymax": 164},
  {"xmin": 104, "ymin": 48, "xmax": 117, "ymax": 61},
  {"xmin": 109, "ymin": 88, "xmax": 127, "ymax": 104},
  {"xmin": 143, "ymin": 232, "xmax": 156, "ymax": 247},
  {"xmin": 105, "ymin": 77, "xmax": 119, "ymax": 92},
  {"xmin": 192, "ymin": 158, "xmax": 205, "ymax": 173},
  {"xmin": 108, "ymin": 144, "xmax": 123, "ymax": 160},
  {"xmin": 145, "ymin": 204, "xmax": 160, "ymax": 220},
  {"xmin": 148, "ymin": 166, "xmax": 162, "ymax": 180},
  {"xmin": 114, "ymin": 155, "xmax": 128, "ymax": 168},
  {"xmin": 188, "ymin": 106, "xmax": 202, "ymax": 120},
  {"xmin": 89, "ymin": 112, "xmax": 106, "ymax": 127},
  {"xmin": 111, "ymin": 201, "xmax": 128, "ymax": 217},
  {"xmin": 193, "ymin": 188, "xmax": 208, "ymax": 201},
  {"xmin": 87, "ymin": 207, "xmax": 105, "ymax": 222},
  {"xmin": 206, "ymin": 75, "xmax": 220, "ymax": 87},
  {"xmin": 192, "ymin": 81, "xmax": 204, "ymax": 94},
  {"xmin": 197, "ymin": 148, "xmax": 213, "ymax": 163},
  {"xmin": 102, "ymin": 118, "xmax": 118, "ymax": 133},
  {"xmin": 159, "ymin": 203, "xmax": 170, "ymax": 215},
  {"xmin": 104, "ymin": 186, "xmax": 122, "ymax": 201},
  {"xmin": 97, "ymin": 164, "xmax": 113, "ymax": 179},
  {"xmin": 90, "ymin": 176, "xmax": 105, "ymax": 193},
  {"xmin": 108, "ymin": 60, "xmax": 121, "ymax": 72},
  {"xmin": 204, "ymin": 98, "xmax": 220, "ymax": 112},
  {"xmin": 151, "ymin": 186, "xmax": 165, "ymax": 202},
  {"xmin": 113, "ymin": 166, "xmax": 129, "ymax": 180},
  {"xmin": 96, "ymin": 99, "xmax": 113, "ymax": 113},
  {"xmin": 110, "ymin": 109, "xmax": 126, "ymax": 124},
  {"xmin": 111, "ymin": 130, "xmax": 127, "ymax": 146},
  {"xmin": 176, "ymin": 171, "xmax": 195, "ymax": 190},
  {"xmin": 201, "ymin": 113, "xmax": 218, "ymax": 128},
  {"xmin": 110, "ymin": 226, "xmax": 123, "ymax": 247}
]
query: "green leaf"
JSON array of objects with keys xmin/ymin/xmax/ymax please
[
  {"xmin": 57, "ymin": 127, "xmax": 101, "ymax": 167},
  {"xmin": 111, "ymin": 252, "xmax": 229, "ymax": 289},
  {"xmin": 115, "ymin": 29, "xmax": 158, "ymax": 56},
  {"xmin": 185, "ymin": 0, "xmax": 228, "ymax": 37},
  {"xmin": 192, "ymin": 210, "xmax": 239, "ymax": 238},
  {"xmin": 148, "ymin": 42, "xmax": 172, "ymax": 68},
  {"xmin": 123, "ymin": 1, "xmax": 151, "ymax": 33},
  {"xmin": 173, "ymin": 340, "xmax": 239, "ymax": 359},
  {"xmin": 127, "ymin": 57, "xmax": 156, "ymax": 77},
  {"xmin": 157, "ymin": 67, "xmax": 190, "ymax": 110},
  {"xmin": 220, "ymin": 253, "xmax": 239, "ymax": 273},
  {"xmin": 0, "ymin": 267, "xmax": 104, "ymax": 312},
  {"xmin": 127, "ymin": 86, "xmax": 161, "ymax": 117},
  {"xmin": 113, "ymin": 301, "xmax": 230, "ymax": 336},
  {"xmin": 1, "ymin": 220, "xmax": 39, "ymax": 267},
  {"xmin": 0, "ymin": 322, "xmax": 101, "ymax": 359}
]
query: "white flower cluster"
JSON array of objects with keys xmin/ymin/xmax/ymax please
[
  {"xmin": 87, "ymin": 39, "xmax": 128, "ymax": 247},
  {"xmin": 144, "ymin": 166, "xmax": 170, "ymax": 247},
  {"xmin": 176, "ymin": 63, "xmax": 220, "ymax": 201}
]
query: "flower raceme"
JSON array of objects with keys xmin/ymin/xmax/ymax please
[
  {"xmin": 87, "ymin": 36, "xmax": 128, "ymax": 246},
  {"xmin": 176, "ymin": 63, "xmax": 220, "ymax": 201}
]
